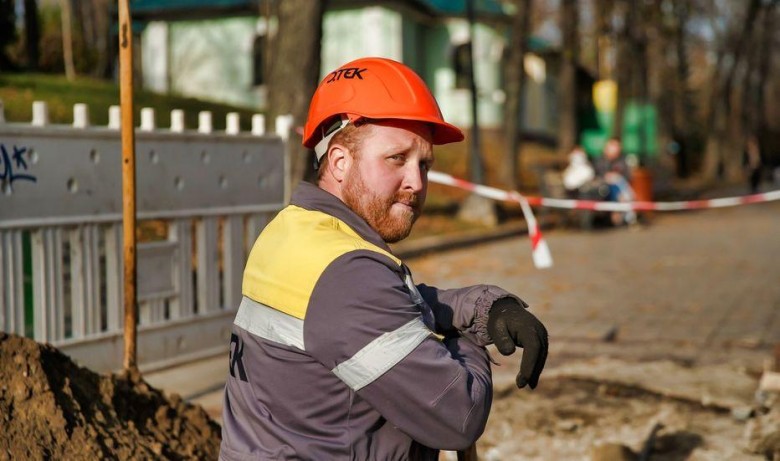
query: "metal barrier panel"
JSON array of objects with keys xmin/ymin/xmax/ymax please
[
  {"xmin": 0, "ymin": 126, "xmax": 285, "ymax": 227},
  {"xmin": 0, "ymin": 230, "xmax": 25, "ymax": 334},
  {"xmin": 0, "ymin": 114, "xmax": 287, "ymax": 372}
]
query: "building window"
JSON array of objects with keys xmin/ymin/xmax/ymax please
[{"xmin": 453, "ymin": 43, "xmax": 471, "ymax": 89}]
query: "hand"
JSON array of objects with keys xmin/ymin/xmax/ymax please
[{"xmin": 487, "ymin": 297, "xmax": 548, "ymax": 389}]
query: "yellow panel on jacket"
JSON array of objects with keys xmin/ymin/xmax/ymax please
[{"xmin": 242, "ymin": 205, "xmax": 401, "ymax": 319}]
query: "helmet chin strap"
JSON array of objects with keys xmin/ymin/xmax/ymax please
[{"xmin": 314, "ymin": 116, "xmax": 350, "ymax": 161}]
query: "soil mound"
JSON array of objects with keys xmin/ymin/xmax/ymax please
[{"xmin": 0, "ymin": 332, "xmax": 221, "ymax": 460}]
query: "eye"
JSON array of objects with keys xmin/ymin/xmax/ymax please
[{"xmin": 388, "ymin": 153, "xmax": 406, "ymax": 163}]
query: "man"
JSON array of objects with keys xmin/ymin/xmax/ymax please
[
  {"xmin": 595, "ymin": 137, "xmax": 636, "ymax": 226},
  {"xmin": 594, "ymin": 137, "xmax": 631, "ymax": 191},
  {"xmin": 220, "ymin": 57, "xmax": 548, "ymax": 460}
]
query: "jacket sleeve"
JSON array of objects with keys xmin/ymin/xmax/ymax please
[
  {"xmin": 303, "ymin": 251, "xmax": 493, "ymax": 450},
  {"xmin": 417, "ymin": 283, "xmax": 523, "ymax": 347}
]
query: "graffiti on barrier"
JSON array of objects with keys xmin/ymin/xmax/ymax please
[{"xmin": 0, "ymin": 144, "xmax": 36, "ymax": 190}]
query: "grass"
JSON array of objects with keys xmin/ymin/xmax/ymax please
[{"xmin": 0, "ymin": 73, "xmax": 260, "ymax": 131}]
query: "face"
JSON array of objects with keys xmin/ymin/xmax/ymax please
[
  {"xmin": 341, "ymin": 120, "xmax": 434, "ymax": 243},
  {"xmin": 570, "ymin": 147, "xmax": 585, "ymax": 162},
  {"xmin": 604, "ymin": 139, "xmax": 621, "ymax": 159}
]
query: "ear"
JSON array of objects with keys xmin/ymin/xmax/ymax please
[{"xmin": 325, "ymin": 143, "xmax": 353, "ymax": 183}]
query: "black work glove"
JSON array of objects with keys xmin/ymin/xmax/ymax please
[{"xmin": 487, "ymin": 297, "xmax": 548, "ymax": 389}]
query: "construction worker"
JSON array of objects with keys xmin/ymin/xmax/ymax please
[{"xmin": 220, "ymin": 57, "xmax": 548, "ymax": 460}]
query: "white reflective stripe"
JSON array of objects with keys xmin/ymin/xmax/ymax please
[
  {"xmin": 233, "ymin": 296, "xmax": 305, "ymax": 350},
  {"xmin": 332, "ymin": 317, "xmax": 432, "ymax": 391}
]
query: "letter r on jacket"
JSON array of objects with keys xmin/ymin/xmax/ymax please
[{"xmin": 230, "ymin": 333, "xmax": 249, "ymax": 382}]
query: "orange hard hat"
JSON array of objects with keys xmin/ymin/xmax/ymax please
[{"xmin": 303, "ymin": 57, "xmax": 464, "ymax": 159}]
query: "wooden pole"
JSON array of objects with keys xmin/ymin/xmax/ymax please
[{"xmin": 118, "ymin": 0, "xmax": 138, "ymax": 372}]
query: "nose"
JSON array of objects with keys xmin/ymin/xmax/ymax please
[{"xmin": 402, "ymin": 162, "xmax": 425, "ymax": 194}]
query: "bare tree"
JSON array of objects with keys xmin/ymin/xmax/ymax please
[
  {"xmin": 580, "ymin": 0, "xmax": 780, "ymax": 180},
  {"xmin": 612, "ymin": 0, "xmax": 631, "ymax": 138},
  {"xmin": 0, "ymin": 0, "xmax": 16, "ymax": 70},
  {"xmin": 740, "ymin": 5, "xmax": 763, "ymax": 136},
  {"xmin": 265, "ymin": 0, "xmax": 325, "ymax": 187},
  {"xmin": 557, "ymin": 0, "xmax": 579, "ymax": 157},
  {"xmin": 501, "ymin": 0, "xmax": 532, "ymax": 190},
  {"xmin": 701, "ymin": 0, "xmax": 762, "ymax": 180},
  {"xmin": 613, "ymin": 0, "xmax": 650, "ymax": 143},
  {"xmin": 671, "ymin": 0, "xmax": 696, "ymax": 176},
  {"xmin": 753, "ymin": 1, "xmax": 777, "ymax": 146},
  {"xmin": 60, "ymin": 0, "xmax": 76, "ymax": 80},
  {"xmin": 653, "ymin": 0, "xmax": 697, "ymax": 177},
  {"xmin": 595, "ymin": 0, "xmax": 615, "ymax": 80},
  {"xmin": 24, "ymin": 0, "xmax": 40, "ymax": 70},
  {"xmin": 76, "ymin": 0, "xmax": 111, "ymax": 77}
]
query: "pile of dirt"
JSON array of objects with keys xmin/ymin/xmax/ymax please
[{"xmin": 0, "ymin": 332, "xmax": 220, "ymax": 460}]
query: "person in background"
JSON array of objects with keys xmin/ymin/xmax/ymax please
[
  {"xmin": 594, "ymin": 137, "xmax": 637, "ymax": 226},
  {"xmin": 219, "ymin": 57, "xmax": 549, "ymax": 461},
  {"xmin": 562, "ymin": 145, "xmax": 595, "ymax": 193},
  {"xmin": 563, "ymin": 145, "xmax": 609, "ymax": 229}
]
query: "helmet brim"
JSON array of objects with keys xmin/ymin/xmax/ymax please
[
  {"xmin": 430, "ymin": 120, "xmax": 465, "ymax": 145},
  {"xmin": 303, "ymin": 116, "xmax": 464, "ymax": 149},
  {"xmin": 383, "ymin": 115, "xmax": 465, "ymax": 145}
]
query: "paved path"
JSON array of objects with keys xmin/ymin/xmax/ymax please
[
  {"xmin": 147, "ymin": 200, "xmax": 780, "ymax": 422},
  {"xmin": 409, "ymin": 200, "xmax": 780, "ymax": 369}
]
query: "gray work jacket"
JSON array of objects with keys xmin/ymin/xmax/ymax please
[{"xmin": 220, "ymin": 182, "xmax": 516, "ymax": 460}]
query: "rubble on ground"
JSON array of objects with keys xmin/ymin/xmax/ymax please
[
  {"xmin": 745, "ymin": 385, "xmax": 780, "ymax": 460},
  {"xmin": 480, "ymin": 357, "xmax": 778, "ymax": 460},
  {"xmin": 3, "ymin": 330, "xmax": 779, "ymax": 461}
]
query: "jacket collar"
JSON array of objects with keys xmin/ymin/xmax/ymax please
[{"xmin": 290, "ymin": 182, "xmax": 394, "ymax": 253}]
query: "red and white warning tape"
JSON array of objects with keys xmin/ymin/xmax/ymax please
[
  {"xmin": 428, "ymin": 170, "xmax": 780, "ymax": 270},
  {"xmin": 427, "ymin": 171, "xmax": 555, "ymax": 268},
  {"xmin": 428, "ymin": 171, "xmax": 780, "ymax": 212},
  {"xmin": 511, "ymin": 191, "xmax": 553, "ymax": 269}
]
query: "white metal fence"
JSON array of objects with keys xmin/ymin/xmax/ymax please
[{"xmin": 0, "ymin": 102, "xmax": 290, "ymax": 372}]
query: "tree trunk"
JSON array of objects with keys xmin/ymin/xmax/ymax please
[
  {"xmin": 613, "ymin": 0, "xmax": 649, "ymax": 145},
  {"xmin": 501, "ymin": 0, "xmax": 532, "ymax": 190},
  {"xmin": 71, "ymin": 0, "xmax": 110, "ymax": 77},
  {"xmin": 634, "ymin": 1, "xmax": 650, "ymax": 159},
  {"xmin": 609, "ymin": 0, "xmax": 633, "ymax": 136},
  {"xmin": 752, "ymin": 2, "xmax": 775, "ymax": 144},
  {"xmin": 24, "ymin": 0, "xmax": 40, "ymax": 70},
  {"xmin": 465, "ymin": 0, "xmax": 485, "ymax": 186},
  {"xmin": 92, "ymin": 0, "xmax": 110, "ymax": 78},
  {"xmin": 595, "ymin": 0, "xmax": 614, "ymax": 79},
  {"xmin": 557, "ymin": 0, "xmax": 578, "ymax": 157},
  {"xmin": 613, "ymin": 0, "xmax": 633, "ymax": 139},
  {"xmin": 701, "ymin": 0, "xmax": 761, "ymax": 180},
  {"xmin": 0, "ymin": 0, "xmax": 15, "ymax": 70},
  {"xmin": 671, "ymin": 0, "xmax": 695, "ymax": 177},
  {"xmin": 739, "ymin": 6, "xmax": 762, "ymax": 137},
  {"xmin": 60, "ymin": 0, "xmax": 76, "ymax": 80},
  {"xmin": 265, "ymin": 0, "xmax": 324, "ymax": 188}
]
